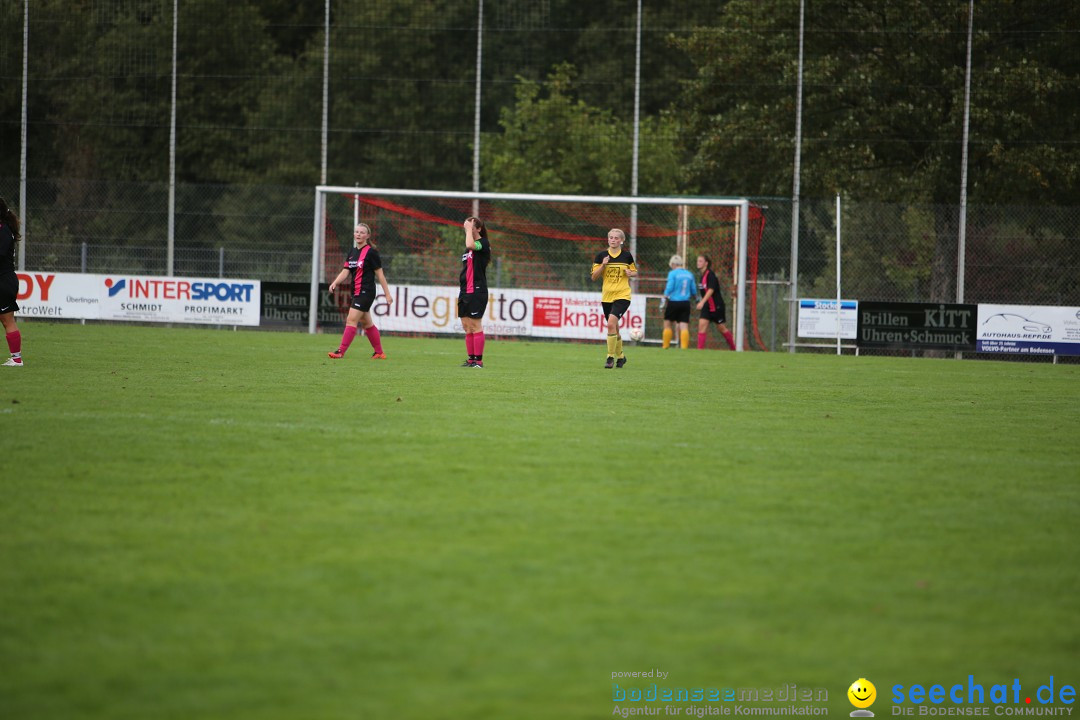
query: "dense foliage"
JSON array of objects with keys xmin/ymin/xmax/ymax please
[
  {"xmin": 1, "ymin": 1, "xmax": 1077, "ymax": 306},
  {"xmin": 674, "ymin": 0, "xmax": 1080, "ymax": 203},
  {"xmin": 1, "ymin": 1, "xmax": 1076, "ymax": 203}
]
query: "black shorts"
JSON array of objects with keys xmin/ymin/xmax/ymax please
[
  {"xmin": 700, "ymin": 299, "xmax": 727, "ymax": 325},
  {"xmin": 663, "ymin": 300, "xmax": 691, "ymax": 323},
  {"xmin": 458, "ymin": 292, "xmax": 489, "ymax": 319},
  {"xmin": 0, "ymin": 274, "xmax": 18, "ymax": 314},
  {"xmin": 602, "ymin": 299, "xmax": 631, "ymax": 319},
  {"xmin": 350, "ymin": 292, "xmax": 376, "ymax": 312}
]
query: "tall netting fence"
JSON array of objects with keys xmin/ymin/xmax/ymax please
[
  {"xmin": 788, "ymin": 200, "xmax": 1080, "ymax": 309},
  {"xmin": 2, "ymin": 1, "xmax": 1077, "ymax": 355},
  {"xmin": 17, "ymin": 181, "xmax": 314, "ymax": 281},
  {"xmin": 0, "ymin": 2, "xmax": 703, "ymax": 191},
  {"xmin": 768, "ymin": 199, "xmax": 1080, "ymax": 357},
  {"xmin": 0, "ymin": 0, "xmax": 715, "ymax": 289},
  {"xmin": 12, "ymin": 174, "xmax": 1080, "ymax": 355}
]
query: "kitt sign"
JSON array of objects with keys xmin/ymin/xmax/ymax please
[{"xmin": 857, "ymin": 302, "xmax": 977, "ymax": 351}]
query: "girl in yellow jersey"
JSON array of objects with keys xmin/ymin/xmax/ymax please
[{"xmin": 590, "ymin": 228, "xmax": 637, "ymax": 368}]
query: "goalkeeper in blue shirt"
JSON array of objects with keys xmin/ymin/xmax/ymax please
[{"xmin": 661, "ymin": 254, "xmax": 696, "ymax": 349}]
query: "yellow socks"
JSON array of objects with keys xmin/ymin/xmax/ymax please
[
  {"xmin": 606, "ymin": 333, "xmax": 618, "ymax": 357},
  {"xmin": 662, "ymin": 328, "xmax": 673, "ymax": 348},
  {"xmin": 680, "ymin": 329, "xmax": 690, "ymax": 349}
]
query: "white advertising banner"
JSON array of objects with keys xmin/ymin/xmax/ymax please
[
  {"xmin": 364, "ymin": 284, "xmax": 646, "ymax": 339},
  {"xmin": 976, "ymin": 304, "xmax": 1080, "ymax": 356},
  {"xmin": 797, "ymin": 299, "xmax": 858, "ymax": 339},
  {"xmin": 16, "ymin": 271, "xmax": 261, "ymax": 327}
]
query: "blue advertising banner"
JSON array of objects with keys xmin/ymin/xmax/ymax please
[{"xmin": 977, "ymin": 304, "xmax": 1080, "ymax": 356}]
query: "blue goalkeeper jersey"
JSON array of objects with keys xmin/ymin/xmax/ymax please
[{"xmin": 664, "ymin": 268, "xmax": 696, "ymax": 301}]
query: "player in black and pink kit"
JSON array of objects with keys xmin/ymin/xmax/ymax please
[
  {"xmin": 0, "ymin": 197, "xmax": 23, "ymax": 367},
  {"xmin": 459, "ymin": 216, "xmax": 492, "ymax": 368},
  {"xmin": 327, "ymin": 223, "xmax": 393, "ymax": 360},
  {"xmin": 696, "ymin": 254, "xmax": 736, "ymax": 350}
]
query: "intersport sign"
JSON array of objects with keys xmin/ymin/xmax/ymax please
[{"xmin": 16, "ymin": 271, "xmax": 261, "ymax": 327}]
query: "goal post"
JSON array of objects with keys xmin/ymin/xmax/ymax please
[{"xmin": 310, "ymin": 185, "xmax": 753, "ymax": 349}]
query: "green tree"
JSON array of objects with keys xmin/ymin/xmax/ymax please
[
  {"xmin": 310, "ymin": 2, "xmax": 478, "ymax": 190},
  {"xmin": 675, "ymin": 0, "xmax": 1080, "ymax": 202},
  {"xmin": 0, "ymin": 2, "xmax": 27, "ymax": 181},
  {"xmin": 673, "ymin": 0, "xmax": 1080, "ymax": 300},
  {"xmin": 174, "ymin": 0, "xmax": 283, "ymax": 184},
  {"xmin": 7, "ymin": 1, "xmax": 285, "ymax": 186},
  {"xmin": 481, "ymin": 63, "xmax": 681, "ymax": 196}
]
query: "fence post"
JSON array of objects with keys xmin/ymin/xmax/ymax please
[
  {"xmin": 219, "ymin": 247, "xmax": 225, "ymax": 277},
  {"xmin": 770, "ymin": 282, "xmax": 777, "ymax": 351},
  {"xmin": 81, "ymin": 242, "xmax": 88, "ymax": 272},
  {"xmin": 835, "ymin": 193, "xmax": 842, "ymax": 355}
]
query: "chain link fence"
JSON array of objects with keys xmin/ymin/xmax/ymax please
[
  {"xmin": 2, "ymin": 1, "xmax": 1077, "ymax": 359},
  {"xmin": 757, "ymin": 199, "xmax": 1080, "ymax": 359},
  {"xmin": 0, "ymin": 2, "xmax": 703, "ymax": 194},
  {"xmin": 10, "ymin": 177, "xmax": 1079, "ymax": 358}
]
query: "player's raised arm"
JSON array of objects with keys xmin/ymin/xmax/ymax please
[{"xmin": 464, "ymin": 217, "xmax": 481, "ymax": 250}]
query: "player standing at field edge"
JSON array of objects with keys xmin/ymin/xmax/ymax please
[
  {"xmin": 591, "ymin": 228, "xmax": 637, "ymax": 369},
  {"xmin": 0, "ymin": 197, "xmax": 23, "ymax": 367},
  {"xmin": 696, "ymin": 254, "xmax": 736, "ymax": 351},
  {"xmin": 662, "ymin": 254, "xmax": 696, "ymax": 349},
  {"xmin": 328, "ymin": 223, "xmax": 392, "ymax": 360},
  {"xmin": 459, "ymin": 216, "xmax": 492, "ymax": 368}
]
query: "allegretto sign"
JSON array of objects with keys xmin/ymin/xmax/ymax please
[{"xmin": 262, "ymin": 282, "xmax": 646, "ymax": 339}]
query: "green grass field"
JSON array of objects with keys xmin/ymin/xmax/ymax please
[{"xmin": 2, "ymin": 322, "xmax": 1078, "ymax": 720}]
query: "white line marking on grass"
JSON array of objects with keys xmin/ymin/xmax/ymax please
[{"xmin": 33, "ymin": 410, "xmax": 346, "ymax": 432}]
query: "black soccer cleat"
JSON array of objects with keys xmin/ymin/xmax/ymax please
[
  {"xmin": 615, "ymin": 356, "xmax": 627, "ymax": 368},
  {"xmin": 604, "ymin": 356, "xmax": 615, "ymax": 369}
]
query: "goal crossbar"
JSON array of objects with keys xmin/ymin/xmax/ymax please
[{"xmin": 311, "ymin": 185, "xmax": 751, "ymax": 348}]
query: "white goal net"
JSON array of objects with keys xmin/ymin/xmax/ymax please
[{"xmin": 310, "ymin": 186, "xmax": 756, "ymax": 349}]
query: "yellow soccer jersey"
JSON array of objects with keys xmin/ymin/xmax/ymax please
[{"xmin": 593, "ymin": 248, "xmax": 637, "ymax": 302}]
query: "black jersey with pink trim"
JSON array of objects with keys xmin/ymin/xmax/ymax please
[
  {"xmin": 0, "ymin": 224, "xmax": 16, "ymax": 313},
  {"xmin": 0, "ymin": 223, "xmax": 15, "ymax": 277},
  {"xmin": 459, "ymin": 238, "xmax": 491, "ymax": 295},
  {"xmin": 700, "ymin": 268, "xmax": 724, "ymax": 313},
  {"xmin": 343, "ymin": 245, "xmax": 382, "ymax": 296}
]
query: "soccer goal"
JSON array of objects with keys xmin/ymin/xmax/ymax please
[{"xmin": 310, "ymin": 186, "xmax": 762, "ymax": 349}]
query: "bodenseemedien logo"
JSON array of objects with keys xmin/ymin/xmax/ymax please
[{"xmin": 849, "ymin": 678, "xmax": 877, "ymax": 717}]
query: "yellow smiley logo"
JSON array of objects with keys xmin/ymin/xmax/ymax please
[{"xmin": 848, "ymin": 678, "xmax": 877, "ymax": 709}]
